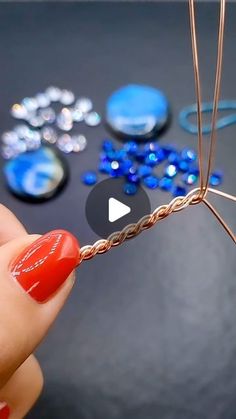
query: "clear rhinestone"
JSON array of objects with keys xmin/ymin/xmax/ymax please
[
  {"xmin": 60, "ymin": 89, "xmax": 75, "ymax": 106},
  {"xmin": 84, "ymin": 111, "xmax": 101, "ymax": 127},
  {"xmin": 24, "ymin": 130, "xmax": 41, "ymax": 150},
  {"xmin": 14, "ymin": 124, "xmax": 31, "ymax": 139},
  {"xmin": 45, "ymin": 86, "xmax": 61, "ymax": 102},
  {"xmin": 57, "ymin": 108, "xmax": 73, "ymax": 131},
  {"xmin": 57, "ymin": 134, "xmax": 74, "ymax": 153},
  {"xmin": 29, "ymin": 115, "xmax": 44, "ymax": 128},
  {"xmin": 2, "ymin": 131, "xmax": 19, "ymax": 145},
  {"xmin": 22, "ymin": 97, "xmax": 38, "ymax": 112},
  {"xmin": 41, "ymin": 127, "xmax": 57, "ymax": 144},
  {"xmin": 11, "ymin": 103, "xmax": 28, "ymax": 120},
  {"xmin": 36, "ymin": 92, "xmax": 51, "ymax": 108},
  {"xmin": 75, "ymin": 97, "xmax": 93, "ymax": 113},
  {"xmin": 72, "ymin": 108, "xmax": 84, "ymax": 122},
  {"xmin": 39, "ymin": 107, "xmax": 56, "ymax": 124},
  {"xmin": 1, "ymin": 145, "xmax": 19, "ymax": 159},
  {"xmin": 72, "ymin": 135, "xmax": 87, "ymax": 152}
]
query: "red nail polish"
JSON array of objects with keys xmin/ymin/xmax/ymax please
[
  {"xmin": 11, "ymin": 230, "xmax": 80, "ymax": 303},
  {"xmin": 0, "ymin": 404, "xmax": 10, "ymax": 419}
]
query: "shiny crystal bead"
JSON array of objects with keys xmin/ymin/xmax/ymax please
[
  {"xmin": 84, "ymin": 111, "xmax": 101, "ymax": 127},
  {"xmin": 81, "ymin": 171, "xmax": 97, "ymax": 186},
  {"xmin": 2, "ymin": 131, "xmax": 19, "ymax": 145},
  {"xmin": 41, "ymin": 127, "xmax": 57, "ymax": 144},
  {"xmin": 35, "ymin": 93, "xmax": 51, "ymax": 108},
  {"xmin": 57, "ymin": 108, "xmax": 73, "ymax": 131},
  {"xmin": 11, "ymin": 103, "xmax": 28, "ymax": 120},
  {"xmin": 57, "ymin": 134, "xmax": 74, "ymax": 153},
  {"xmin": 22, "ymin": 97, "xmax": 38, "ymax": 112},
  {"xmin": 14, "ymin": 124, "xmax": 30, "ymax": 139},
  {"xmin": 72, "ymin": 135, "xmax": 87, "ymax": 152},
  {"xmin": 45, "ymin": 86, "xmax": 61, "ymax": 102},
  {"xmin": 1, "ymin": 145, "xmax": 19, "ymax": 159},
  {"xmin": 39, "ymin": 107, "xmax": 56, "ymax": 124},
  {"xmin": 60, "ymin": 89, "xmax": 75, "ymax": 106},
  {"xmin": 29, "ymin": 115, "xmax": 44, "ymax": 128},
  {"xmin": 75, "ymin": 97, "xmax": 93, "ymax": 113},
  {"xmin": 24, "ymin": 130, "xmax": 41, "ymax": 150},
  {"xmin": 72, "ymin": 108, "xmax": 84, "ymax": 122}
]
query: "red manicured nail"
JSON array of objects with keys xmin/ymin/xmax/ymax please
[
  {"xmin": 11, "ymin": 230, "xmax": 80, "ymax": 303},
  {"xmin": 0, "ymin": 404, "xmax": 10, "ymax": 419}
]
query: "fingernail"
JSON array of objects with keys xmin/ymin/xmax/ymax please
[
  {"xmin": 11, "ymin": 230, "xmax": 80, "ymax": 303},
  {"xmin": 0, "ymin": 403, "xmax": 10, "ymax": 419}
]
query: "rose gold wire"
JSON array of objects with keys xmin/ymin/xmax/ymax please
[
  {"xmin": 77, "ymin": 0, "xmax": 235, "ymax": 266},
  {"xmin": 188, "ymin": 0, "xmax": 204, "ymax": 196}
]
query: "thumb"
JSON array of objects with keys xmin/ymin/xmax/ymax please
[{"xmin": 0, "ymin": 230, "xmax": 80, "ymax": 387}]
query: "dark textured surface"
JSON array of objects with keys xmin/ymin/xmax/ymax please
[{"xmin": 0, "ymin": 2, "xmax": 235, "ymax": 419}]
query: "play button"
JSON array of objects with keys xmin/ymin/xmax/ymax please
[
  {"xmin": 108, "ymin": 198, "xmax": 131, "ymax": 222},
  {"xmin": 86, "ymin": 178, "xmax": 151, "ymax": 238}
]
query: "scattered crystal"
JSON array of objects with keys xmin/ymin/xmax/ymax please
[
  {"xmin": 72, "ymin": 135, "xmax": 87, "ymax": 152},
  {"xmin": 99, "ymin": 161, "xmax": 111, "ymax": 174},
  {"xmin": 138, "ymin": 165, "xmax": 152, "ymax": 178},
  {"xmin": 72, "ymin": 108, "xmax": 84, "ymax": 122},
  {"xmin": 35, "ymin": 93, "xmax": 51, "ymax": 108},
  {"xmin": 57, "ymin": 134, "xmax": 74, "ymax": 153},
  {"xmin": 29, "ymin": 115, "xmax": 44, "ymax": 128},
  {"xmin": 2, "ymin": 131, "xmax": 19, "ymax": 145},
  {"xmin": 57, "ymin": 108, "xmax": 73, "ymax": 131},
  {"xmin": 182, "ymin": 171, "xmax": 198, "ymax": 185},
  {"xmin": 123, "ymin": 183, "xmax": 138, "ymax": 195},
  {"xmin": 14, "ymin": 124, "xmax": 30, "ymax": 139},
  {"xmin": 143, "ymin": 175, "xmax": 159, "ymax": 189},
  {"xmin": 81, "ymin": 171, "xmax": 97, "ymax": 186},
  {"xmin": 159, "ymin": 176, "xmax": 173, "ymax": 191},
  {"xmin": 11, "ymin": 103, "xmax": 28, "ymax": 120},
  {"xmin": 45, "ymin": 86, "xmax": 61, "ymax": 102},
  {"xmin": 1, "ymin": 145, "xmax": 20, "ymax": 159},
  {"xmin": 84, "ymin": 111, "xmax": 101, "ymax": 127},
  {"xmin": 39, "ymin": 107, "xmax": 56, "ymax": 124},
  {"xmin": 165, "ymin": 164, "xmax": 178, "ymax": 178},
  {"xmin": 102, "ymin": 140, "xmax": 114, "ymax": 152},
  {"xmin": 124, "ymin": 141, "xmax": 138, "ymax": 155},
  {"xmin": 181, "ymin": 148, "xmax": 197, "ymax": 162},
  {"xmin": 209, "ymin": 171, "xmax": 223, "ymax": 186},
  {"xmin": 24, "ymin": 130, "xmax": 41, "ymax": 150},
  {"xmin": 60, "ymin": 90, "xmax": 75, "ymax": 106},
  {"xmin": 127, "ymin": 172, "xmax": 140, "ymax": 184},
  {"xmin": 76, "ymin": 97, "xmax": 93, "ymax": 113},
  {"xmin": 145, "ymin": 152, "xmax": 159, "ymax": 166},
  {"xmin": 172, "ymin": 185, "xmax": 187, "ymax": 197},
  {"xmin": 41, "ymin": 127, "xmax": 57, "ymax": 144},
  {"xmin": 22, "ymin": 97, "xmax": 38, "ymax": 112}
]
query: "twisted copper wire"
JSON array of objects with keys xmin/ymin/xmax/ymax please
[{"xmin": 77, "ymin": 0, "xmax": 235, "ymax": 266}]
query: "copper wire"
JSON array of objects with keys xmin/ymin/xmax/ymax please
[{"xmin": 77, "ymin": 0, "xmax": 235, "ymax": 266}]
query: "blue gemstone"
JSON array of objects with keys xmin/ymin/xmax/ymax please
[
  {"xmin": 107, "ymin": 149, "xmax": 127, "ymax": 161},
  {"xmin": 3, "ymin": 146, "xmax": 68, "ymax": 201},
  {"xmin": 98, "ymin": 161, "xmax": 111, "ymax": 174},
  {"xmin": 144, "ymin": 142, "xmax": 160, "ymax": 153},
  {"xmin": 155, "ymin": 148, "xmax": 166, "ymax": 163},
  {"xmin": 81, "ymin": 171, "xmax": 98, "ymax": 185},
  {"xmin": 135, "ymin": 150, "xmax": 146, "ymax": 162},
  {"xmin": 165, "ymin": 164, "xmax": 178, "ymax": 178},
  {"xmin": 121, "ymin": 159, "xmax": 134, "ymax": 174},
  {"xmin": 123, "ymin": 182, "xmax": 138, "ymax": 195},
  {"xmin": 145, "ymin": 152, "xmax": 158, "ymax": 166},
  {"xmin": 181, "ymin": 148, "xmax": 197, "ymax": 162},
  {"xmin": 110, "ymin": 160, "xmax": 123, "ymax": 177},
  {"xmin": 172, "ymin": 185, "xmax": 187, "ymax": 197},
  {"xmin": 162, "ymin": 145, "xmax": 176, "ymax": 158},
  {"xmin": 182, "ymin": 171, "xmax": 198, "ymax": 185},
  {"xmin": 138, "ymin": 164, "xmax": 152, "ymax": 178},
  {"xmin": 178, "ymin": 160, "xmax": 190, "ymax": 172},
  {"xmin": 124, "ymin": 141, "xmax": 138, "ymax": 155},
  {"xmin": 143, "ymin": 175, "xmax": 159, "ymax": 189},
  {"xmin": 159, "ymin": 176, "xmax": 173, "ymax": 191},
  {"xmin": 102, "ymin": 139, "xmax": 114, "ymax": 152},
  {"xmin": 168, "ymin": 151, "xmax": 180, "ymax": 165},
  {"xmin": 106, "ymin": 84, "xmax": 169, "ymax": 139},
  {"xmin": 209, "ymin": 171, "xmax": 223, "ymax": 186},
  {"xmin": 127, "ymin": 173, "xmax": 140, "ymax": 184}
]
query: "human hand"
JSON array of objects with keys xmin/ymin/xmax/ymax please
[{"xmin": 0, "ymin": 204, "xmax": 80, "ymax": 418}]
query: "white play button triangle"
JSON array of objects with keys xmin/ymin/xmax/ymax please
[{"xmin": 108, "ymin": 197, "xmax": 131, "ymax": 223}]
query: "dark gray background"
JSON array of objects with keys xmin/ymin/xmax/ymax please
[{"xmin": 0, "ymin": 2, "xmax": 235, "ymax": 418}]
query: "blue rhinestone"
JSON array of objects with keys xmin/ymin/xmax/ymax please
[
  {"xmin": 168, "ymin": 151, "xmax": 180, "ymax": 165},
  {"xmin": 135, "ymin": 149, "xmax": 146, "ymax": 162},
  {"xmin": 182, "ymin": 168, "xmax": 199, "ymax": 185},
  {"xmin": 165, "ymin": 164, "xmax": 178, "ymax": 178},
  {"xmin": 98, "ymin": 161, "xmax": 111, "ymax": 174},
  {"xmin": 127, "ymin": 173, "xmax": 140, "ymax": 184},
  {"xmin": 144, "ymin": 142, "xmax": 159, "ymax": 153},
  {"xmin": 209, "ymin": 171, "xmax": 223, "ymax": 186},
  {"xmin": 138, "ymin": 165, "xmax": 152, "ymax": 178},
  {"xmin": 143, "ymin": 175, "xmax": 159, "ymax": 189},
  {"xmin": 145, "ymin": 152, "xmax": 159, "ymax": 166},
  {"xmin": 172, "ymin": 185, "xmax": 187, "ymax": 197},
  {"xmin": 178, "ymin": 160, "xmax": 190, "ymax": 172},
  {"xmin": 110, "ymin": 160, "xmax": 123, "ymax": 177},
  {"xmin": 159, "ymin": 176, "xmax": 173, "ymax": 191},
  {"xmin": 155, "ymin": 148, "xmax": 166, "ymax": 163},
  {"xmin": 99, "ymin": 152, "xmax": 109, "ymax": 163},
  {"xmin": 106, "ymin": 150, "xmax": 126, "ymax": 161},
  {"xmin": 181, "ymin": 148, "xmax": 197, "ymax": 162},
  {"xmin": 123, "ymin": 182, "xmax": 138, "ymax": 195},
  {"xmin": 162, "ymin": 145, "xmax": 176, "ymax": 158},
  {"xmin": 121, "ymin": 159, "xmax": 133, "ymax": 174},
  {"xmin": 81, "ymin": 171, "xmax": 97, "ymax": 186},
  {"xmin": 102, "ymin": 139, "xmax": 114, "ymax": 152},
  {"xmin": 124, "ymin": 141, "xmax": 138, "ymax": 155}
]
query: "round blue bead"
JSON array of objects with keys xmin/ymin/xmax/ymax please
[
  {"xmin": 181, "ymin": 147, "xmax": 197, "ymax": 162},
  {"xmin": 138, "ymin": 165, "xmax": 152, "ymax": 178},
  {"xmin": 178, "ymin": 160, "xmax": 190, "ymax": 172},
  {"xmin": 127, "ymin": 173, "xmax": 140, "ymax": 184},
  {"xmin": 145, "ymin": 152, "xmax": 158, "ymax": 166},
  {"xmin": 168, "ymin": 151, "xmax": 180, "ymax": 165},
  {"xmin": 98, "ymin": 161, "xmax": 111, "ymax": 174},
  {"xmin": 144, "ymin": 142, "xmax": 160, "ymax": 153},
  {"xmin": 81, "ymin": 171, "xmax": 98, "ymax": 186},
  {"xmin": 121, "ymin": 159, "xmax": 134, "ymax": 174},
  {"xmin": 172, "ymin": 185, "xmax": 187, "ymax": 197},
  {"xmin": 102, "ymin": 140, "xmax": 114, "ymax": 152},
  {"xmin": 135, "ymin": 150, "xmax": 146, "ymax": 162},
  {"xmin": 106, "ymin": 84, "xmax": 169, "ymax": 139},
  {"xmin": 143, "ymin": 175, "xmax": 159, "ymax": 189},
  {"xmin": 159, "ymin": 176, "xmax": 173, "ymax": 191},
  {"xmin": 209, "ymin": 171, "xmax": 223, "ymax": 186},
  {"xmin": 165, "ymin": 164, "xmax": 178, "ymax": 178},
  {"xmin": 123, "ymin": 182, "xmax": 138, "ymax": 195},
  {"xmin": 124, "ymin": 141, "xmax": 138, "ymax": 155}
]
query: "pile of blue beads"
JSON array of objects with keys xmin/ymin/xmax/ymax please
[{"xmin": 81, "ymin": 139, "xmax": 223, "ymax": 197}]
